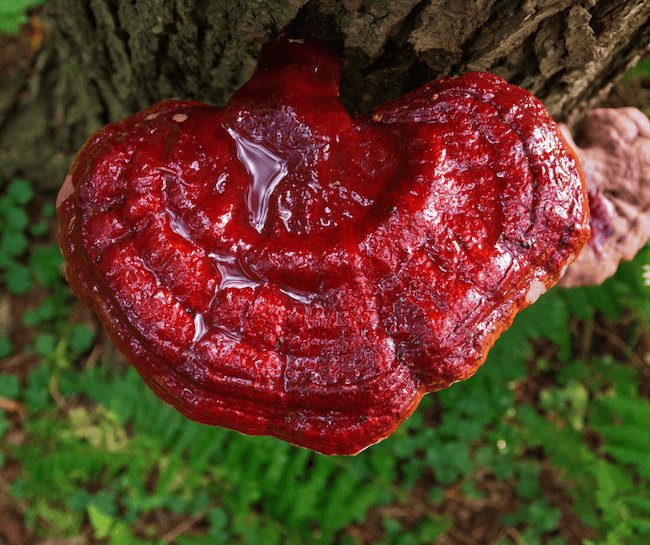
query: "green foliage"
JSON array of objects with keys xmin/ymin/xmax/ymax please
[
  {"xmin": 0, "ymin": 335, "xmax": 12, "ymax": 358},
  {"xmin": 511, "ymin": 351, "xmax": 650, "ymax": 543},
  {"xmin": 8, "ymin": 362, "xmax": 389, "ymax": 543},
  {"xmin": 623, "ymin": 55, "xmax": 650, "ymax": 82},
  {"xmin": 0, "ymin": 0, "xmax": 45, "ymax": 35},
  {"xmin": 0, "ymin": 179, "xmax": 64, "ymax": 295},
  {"xmin": 0, "ymin": 373, "xmax": 20, "ymax": 399}
]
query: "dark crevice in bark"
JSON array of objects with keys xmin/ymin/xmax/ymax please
[
  {"xmin": 533, "ymin": 71, "xmax": 569, "ymax": 111},
  {"xmin": 390, "ymin": 0, "xmax": 430, "ymax": 46},
  {"xmin": 504, "ymin": 40, "xmax": 537, "ymax": 89},
  {"xmin": 402, "ymin": 58, "xmax": 436, "ymax": 96},
  {"xmin": 369, "ymin": 0, "xmax": 427, "ymax": 74},
  {"xmin": 155, "ymin": 30, "xmax": 174, "ymax": 91},
  {"xmin": 589, "ymin": 0, "xmax": 623, "ymax": 36},
  {"xmin": 459, "ymin": 0, "xmax": 514, "ymax": 66},
  {"xmin": 188, "ymin": 7, "xmax": 210, "ymax": 65},
  {"xmin": 339, "ymin": 1, "xmax": 432, "ymax": 112},
  {"xmin": 286, "ymin": 0, "xmax": 345, "ymax": 51},
  {"xmin": 362, "ymin": 41, "xmax": 414, "ymax": 80}
]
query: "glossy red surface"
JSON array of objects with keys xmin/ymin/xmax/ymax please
[{"xmin": 58, "ymin": 37, "xmax": 590, "ymax": 455}]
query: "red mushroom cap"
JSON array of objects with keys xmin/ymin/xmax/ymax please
[{"xmin": 58, "ymin": 37, "xmax": 590, "ymax": 455}]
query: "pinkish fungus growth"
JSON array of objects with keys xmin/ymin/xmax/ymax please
[{"xmin": 560, "ymin": 107, "xmax": 650, "ymax": 287}]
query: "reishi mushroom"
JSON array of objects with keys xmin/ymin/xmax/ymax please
[{"xmin": 57, "ymin": 36, "xmax": 590, "ymax": 455}]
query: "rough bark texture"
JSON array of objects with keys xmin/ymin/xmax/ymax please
[{"xmin": 1, "ymin": 0, "xmax": 650, "ymax": 192}]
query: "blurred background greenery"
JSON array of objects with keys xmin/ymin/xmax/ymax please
[
  {"xmin": 0, "ymin": 0, "xmax": 46, "ymax": 35},
  {"xmin": 1, "ymin": 1, "xmax": 650, "ymax": 544}
]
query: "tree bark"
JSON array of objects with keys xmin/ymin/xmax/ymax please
[{"xmin": 1, "ymin": 0, "xmax": 650, "ymax": 192}]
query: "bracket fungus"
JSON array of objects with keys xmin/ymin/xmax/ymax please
[
  {"xmin": 57, "ymin": 37, "xmax": 590, "ymax": 455},
  {"xmin": 559, "ymin": 107, "xmax": 650, "ymax": 287}
]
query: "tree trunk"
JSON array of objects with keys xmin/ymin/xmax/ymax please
[{"xmin": 1, "ymin": 0, "xmax": 650, "ymax": 192}]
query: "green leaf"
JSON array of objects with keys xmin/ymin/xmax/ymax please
[
  {"xmin": 90, "ymin": 492, "xmax": 117, "ymax": 518},
  {"xmin": 587, "ymin": 282, "xmax": 622, "ymax": 320},
  {"xmin": 601, "ymin": 424, "xmax": 650, "ymax": 452},
  {"xmin": 25, "ymin": 372, "xmax": 50, "ymax": 408},
  {"xmin": 516, "ymin": 464, "xmax": 540, "ymax": 499},
  {"xmin": 34, "ymin": 334, "xmax": 56, "ymax": 356},
  {"xmin": 207, "ymin": 507, "xmax": 229, "ymax": 534},
  {"xmin": 29, "ymin": 221, "xmax": 48, "ymax": 237},
  {"xmin": 598, "ymin": 396, "xmax": 650, "ymax": 425},
  {"xmin": 0, "ymin": 412, "xmax": 10, "ymax": 440},
  {"xmin": 4, "ymin": 207, "xmax": 29, "ymax": 231},
  {"xmin": 5, "ymin": 179, "xmax": 33, "ymax": 205},
  {"xmin": 42, "ymin": 203, "xmax": 56, "ymax": 218},
  {"xmin": 8, "ymin": 478, "xmax": 28, "ymax": 500},
  {"xmin": 0, "ymin": 373, "xmax": 20, "ymax": 398},
  {"xmin": 518, "ymin": 499, "xmax": 562, "ymax": 532},
  {"xmin": 204, "ymin": 513, "xmax": 231, "ymax": 544},
  {"xmin": 413, "ymin": 517, "xmax": 452, "ymax": 541},
  {"xmin": 594, "ymin": 460, "xmax": 618, "ymax": 511},
  {"xmin": 22, "ymin": 297, "xmax": 57, "ymax": 326},
  {"xmin": 626, "ymin": 497, "xmax": 650, "ymax": 516},
  {"xmin": 0, "ymin": 335, "xmax": 12, "ymax": 358},
  {"xmin": 30, "ymin": 245, "xmax": 64, "ymax": 287},
  {"xmin": 4, "ymin": 262, "xmax": 32, "ymax": 294},
  {"xmin": 560, "ymin": 286, "xmax": 594, "ymax": 321},
  {"xmin": 428, "ymin": 487, "xmax": 445, "ymax": 505},
  {"xmin": 396, "ymin": 535, "xmax": 419, "ymax": 545},
  {"xmin": 87, "ymin": 504, "xmax": 114, "ymax": 539},
  {"xmin": 629, "ymin": 517, "xmax": 650, "ymax": 535},
  {"xmin": 603, "ymin": 444, "xmax": 648, "ymax": 468},
  {"xmin": 1, "ymin": 231, "xmax": 28, "ymax": 255},
  {"xmin": 382, "ymin": 516, "xmax": 402, "ymax": 537},
  {"xmin": 65, "ymin": 489, "xmax": 92, "ymax": 512},
  {"xmin": 0, "ymin": 13, "xmax": 26, "ymax": 35},
  {"xmin": 517, "ymin": 289, "xmax": 572, "ymax": 360},
  {"xmin": 69, "ymin": 324, "xmax": 95, "ymax": 354}
]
